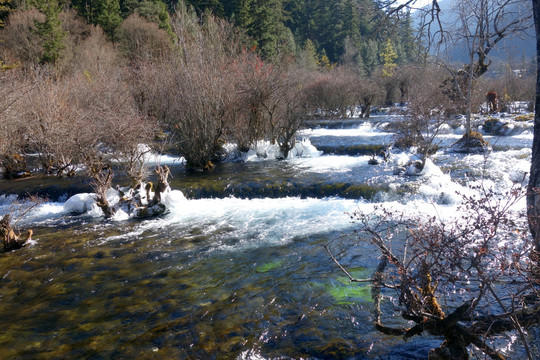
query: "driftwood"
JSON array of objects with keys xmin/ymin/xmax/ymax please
[
  {"xmin": 1, "ymin": 214, "xmax": 32, "ymax": 252},
  {"xmin": 133, "ymin": 165, "xmax": 171, "ymax": 218},
  {"xmin": 151, "ymin": 165, "xmax": 170, "ymax": 206}
]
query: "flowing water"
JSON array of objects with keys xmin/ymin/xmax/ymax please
[{"xmin": 0, "ymin": 115, "xmax": 535, "ymax": 359}]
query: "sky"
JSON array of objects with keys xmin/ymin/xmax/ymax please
[{"xmin": 396, "ymin": 0, "xmax": 438, "ymax": 9}]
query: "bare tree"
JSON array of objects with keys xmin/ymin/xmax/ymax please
[
  {"xmin": 275, "ymin": 68, "xmax": 311, "ymax": 158},
  {"xmin": 392, "ymin": 64, "xmax": 456, "ymax": 159},
  {"xmin": 228, "ymin": 51, "xmax": 284, "ymax": 151},
  {"xmin": 527, "ymin": 0, "xmax": 540, "ymax": 256},
  {"xmin": 328, "ymin": 181, "xmax": 539, "ymax": 359},
  {"xmin": 351, "ymin": 75, "xmax": 385, "ymax": 118},
  {"xmin": 134, "ymin": 10, "xmax": 243, "ymax": 170},
  {"xmin": 452, "ymin": 0, "xmax": 532, "ymax": 135}
]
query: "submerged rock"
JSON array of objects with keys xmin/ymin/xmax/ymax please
[
  {"xmin": 393, "ymin": 166, "xmax": 407, "ymax": 175},
  {"xmin": 133, "ymin": 203, "xmax": 168, "ymax": 218},
  {"xmin": 368, "ymin": 157, "xmax": 380, "ymax": 165},
  {"xmin": 405, "ymin": 160, "xmax": 424, "ymax": 176},
  {"xmin": 482, "ymin": 118, "xmax": 514, "ymax": 136}
]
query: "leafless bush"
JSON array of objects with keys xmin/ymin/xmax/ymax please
[
  {"xmin": 16, "ymin": 74, "xmax": 82, "ymax": 175},
  {"xmin": 478, "ymin": 69, "xmax": 536, "ymax": 112},
  {"xmin": 226, "ymin": 51, "xmax": 310, "ymax": 156},
  {"xmin": 328, "ymin": 180, "xmax": 540, "ymax": 359},
  {"xmin": 303, "ymin": 67, "xmax": 357, "ymax": 118},
  {"xmin": 0, "ymin": 9, "xmax": 44, "ymax": 65},
  {"xmin": 133, "ymin": 11, "xmax": 244, "ymax": 170},
  {"xmin": 227, "ymin": 51, "xmax": 282, "ymax": 151},
  {"xmin": 117, "ymin": 14, "xmax": 173, "ymax": 63},
  {"xmin": 391, "ymin": 65, "xmax": 454, "ymax": 158},
  {"xmin": 0, "ymin": 69, "xmax": 34, "ymax": 177},
  {"xmin": 350, "ymin": 75, "xmax": 385, "ymax": 118},
  {"xmin": 60, "ymin": 10, "xmax": 118, "ymax": 75},
  {"xmin": 274, "ymin": 68, "xmax": 311, "ymax": 158}
]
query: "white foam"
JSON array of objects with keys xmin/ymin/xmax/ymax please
[
  {"xmin": 236, "ymin": 139, "xmax": 322, "ymax": 162},
  {"xmin": 289, "ymin": 155, "xmax": 371, "ymax": 173},
  {"xmin": 99, "ymin": 196, "xmax": 363, "ymax": 250},
  {"xmin": 63, "ymin": 193, "xmax": 98, "ymax": 214}
]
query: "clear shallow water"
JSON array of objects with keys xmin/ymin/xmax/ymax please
[{"xmin": 0, "ymin": 115, "xmax": 535, "ymax": 359}]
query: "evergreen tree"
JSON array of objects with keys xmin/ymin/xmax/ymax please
[
  {"xmin": 361, "ymin": 39, "xmax": 378, "ymax": 75},
  {"xmin": 97, "ymin": 0, "xmax": 122, "ymax": 39},
  {"xmin": 302, "ymin": 38, "xmax": 318, "ymax": 69},
  {"xmin": 397, "ymin": 10, "xmax": 420, "ymax": 63},
  {"xmin": 380, "ymin": 38, "xmax": 397, "ymax": 77},
  {"xmin": 0, "ymin": 0, "xmax": 13, "ymax": 27},
  {"xmin": 248, "ymin": 0, "xmax": 282, "ymax": 60},
  {"xmin": 224, "ymin": 0, "xmax": 252, "ymax": 29},
  {"xmin": 184, "ymin": 0, "xmax": 224, "ymax": 17},
  {"xmin": 32, "ymin": 0, "xmax": 66, "ymax": 64},
  {"xmin": 341, "ymin": 35, "xmax": 364, "ymax": 75}
]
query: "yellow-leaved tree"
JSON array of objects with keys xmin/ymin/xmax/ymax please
[{"xmin": 380, "ymin": 39, "xmax": 397, "ymax": 78}]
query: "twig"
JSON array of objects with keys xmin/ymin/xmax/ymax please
[
  {"xmin": 486, "ymin": 283, "xmax": 533, "ymax": 360},
  {"xmin": 323, "ymin": 243, "xmax": 373, "ymax": 283}
]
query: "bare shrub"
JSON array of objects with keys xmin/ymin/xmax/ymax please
[
  {"xmin": 133, "ymin": 11, "xmax": 244, "ymax": 170},
  {"xmin": 221, "ymin": 51, "xmax": 311, "ymax": 158},
  {"xmin": 20, "ymin": 74, "xmax": 84, "ymax": 175},
  {"xmin": 478, "ymin": 67, "xmax": 536, "ymax": 113},
  {"xmin": 273, "ymin": 67, "xmax": 311, "ymax": 158},
  {"xmin": 0, "ymin": 69, "xmax": 34, "ymax": 177},
  {"xmin": 350, "ymin": 75, "xmax": 385, "ymax": 118},
  {"xmin": 391, "ymin": 65, "xmax": 454, "ymax": 158},
  {"xmin": 117, "ymin": 14, "xmax": 173, "ymax": 63},
  {"xmin": 328, "ymin": 181, "xmax": 539, "ymax": 359},
  {"xmin": 228, "ymin": 51, "xmax": 277, "ymax": 151},
  {"xmin": 59, "ymin": 10, "xmax": 118, "ymax": 75},
  {"xmin": 303, "ymin": 67, "xmax": 356, "ymax": 118},
  {"xmin": 0, "ymin": 9, "xmax": 44, "ymax": 65},
  {"xmin": 227, "ymin": 51, "xmax": 302, "ymax": 153}
]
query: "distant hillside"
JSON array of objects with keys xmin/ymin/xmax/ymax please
[{"xmin": 414, "ymin": 0, "xmax": 535, "ymax": 65}]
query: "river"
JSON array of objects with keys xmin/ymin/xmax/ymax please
[{"xmin": 0, "ymin": 114, "xmax": 536, "ymax": 359}]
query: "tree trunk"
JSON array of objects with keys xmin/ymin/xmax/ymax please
[{"xmin": 527, "ymin": 0, "xmax": 540, "ymax": 253}]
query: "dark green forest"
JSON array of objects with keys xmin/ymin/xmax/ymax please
[
  {"xmin": 180, "ymin": 0, "xmax": 420, "ymax": 65},
  {"xmin": 1, "ymin": 0, "xmax": 421, "ymax": 66}
]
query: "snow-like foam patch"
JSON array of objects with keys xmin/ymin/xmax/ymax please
[
  {"xmin": 289, "ymin": 155, "xmax": 371, "ymax": 173},
  {"xmin": 100, "ymin": 197, "xmax": 364, "ymax": 250},
  {"xmin": 231, "ymin": 139, "xmax": 322, "ymax": 162}
]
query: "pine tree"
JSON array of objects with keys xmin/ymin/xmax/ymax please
[
  {"xmin": 0, "ymin": 0, "xmax": 12, "ymax": 27},
  {"xmin": 0, "ymin": 0, "xmax": 13, "ymax": 71},
  {"xmin": 97, "ymin": 0, "xmax": 122, "ymax": 39},
  {"xmin": 380, "ymin": 38, "xmax": 397, "ymax": 77},
  {"xmin": 248, "ymin": 0, "xmax": 283, "ymax": 60},
  {"xmin": 341, "ymin": 35, "xmax": 365, "ymax": 75},
  {"xmin": 33, "ymin": 0, "xmax": 66, "ymax": 65},
  {"xmin": 225, "ymin": 0, "xmax": 252, "ymax": 29},
  {"xmin": 361, "ymin": 39, "xmax": 378, "ymax": 75},
  {"xmin": 303, "ymin": 38, "xmax": 318, "ymax": 69},
  {"xmin": 185, "ymin": 0, "xmax": 224, "ymax": 17}
]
